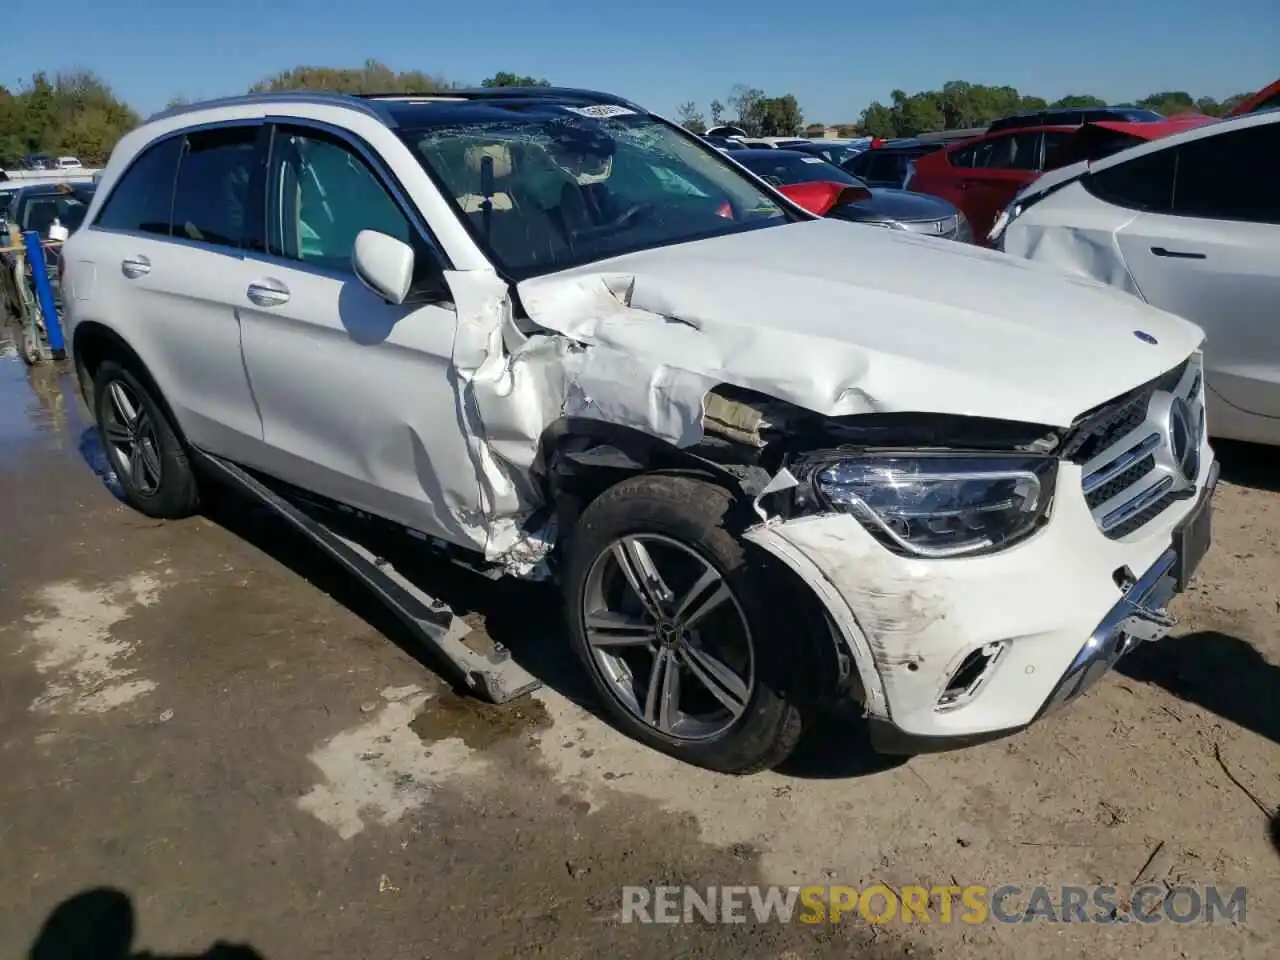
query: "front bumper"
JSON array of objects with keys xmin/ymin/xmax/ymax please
[{"xmin": 744, "ymin": 451, "xmax": 1218, "ymax": 753}]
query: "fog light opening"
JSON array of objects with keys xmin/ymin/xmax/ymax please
[{"xmin": 936, "ymin": 641, "xmax": 1009, "ymax": 712}]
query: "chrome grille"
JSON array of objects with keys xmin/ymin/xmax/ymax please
[
  {"xmin": 1069, "ymin": 355, "xmax": 1206, "ymax": 539},
  {"xmin": 899, "ymin": 215, "xmax": 958, "ymax": 240}
]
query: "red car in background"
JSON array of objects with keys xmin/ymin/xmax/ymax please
[
  {"xmin": 1228, "ymin": 77, "xmax": 1280, "ymax": 116},
  {"xmin": 905, "ymin": 116, "xmax": 1217, "ymax": 243}
]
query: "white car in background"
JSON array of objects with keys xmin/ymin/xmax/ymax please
[{"xmin": 993, "ymin": 109, "xmax": 1280, "ymax": 446}]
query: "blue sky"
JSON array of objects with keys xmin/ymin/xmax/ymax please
[{"xmin": 7, "ymin": 0, "xmax": 1277, "ymax": 123}]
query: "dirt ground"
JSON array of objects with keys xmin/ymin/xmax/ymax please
[{"xmin": 1, "ymin": 336, "xmax": 1277, "ymax": 960}]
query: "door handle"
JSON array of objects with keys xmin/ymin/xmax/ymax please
[
  {"xmin": 1151, "ymin": 246, "xmax": 1206, "ymax": 260},
  {"xmin": 121, "ymin": 255, "xmax": 151, "ymax": 278},
  {"xmin": 246, "ymin": 279, "xmax": 290, "ymax": 307}
]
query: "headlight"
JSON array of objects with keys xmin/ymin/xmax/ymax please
[{"xmin": 815, "ymin": 455, "xmax": 1057, "ymax": 558}]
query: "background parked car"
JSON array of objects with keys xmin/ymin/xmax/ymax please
[
  {"xmin": 783, "ymin": 139, "xmax": 870, "ymax": 166},
  {"xmin": 906, "ymin": 116, "xmax": 1216, "ymax": 242},
  {"xmin": 1227, "ymin": 77, "xmax": 1280, "ymax": 116},
  {"xmin": 995, "ymin": 109, "xmax": 1280, "ymax": 446},
  {"xmin": 732, "ymin": 148, "xmax": 972, "ymax": 241},
  {"xmin": 841, "ymin": 137, "xmax": 951, "ymax": 188},
  {"xmin": 986, "ymin": 105, "xmax": 1164, "ymax": 133}
]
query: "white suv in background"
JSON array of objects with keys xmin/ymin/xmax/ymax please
[
  {"xmin": 994, "ymin": 109, "xmax": 1280, "ymax": 446},
  {"xmin": 62, "ymin": 88, "xmax": 1217, "ymax": 773}
]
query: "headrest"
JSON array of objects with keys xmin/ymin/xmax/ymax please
[{"xmin": 464, "ymin": 143, "xmax": 514, "ymax": 179}]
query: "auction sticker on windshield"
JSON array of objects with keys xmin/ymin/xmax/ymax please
[{"xmin": 562, "ymin": 104, "xmax": 638, "ymax": 118}]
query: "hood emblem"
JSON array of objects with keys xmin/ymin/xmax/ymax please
[{"xmin": 1133, "ymin": 330, "xmax": 1159, "ymax": 345}]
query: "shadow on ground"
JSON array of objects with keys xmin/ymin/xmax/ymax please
[
  {"xmin": 1117, "ymin": 630, "xmax": 1280, "ymax": 745},
  {"xmin": 28, "ymin": 888, "xmax": 264, "ymax": 960},
  {"xmin": 1214, "ymin": 438, "xmax": 1280, "ymax": 493},
  {"xmin": 184, "ymin": 473, "xmax": 900, "ymax": 781}
]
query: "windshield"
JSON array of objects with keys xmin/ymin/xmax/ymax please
[
  {"xmin": 397, "ymin": 109, "xmax": 790, "ymax": 277},
  {"xmin": 735, "ymin": 151, "xmax": 867, "ymax": 188}
]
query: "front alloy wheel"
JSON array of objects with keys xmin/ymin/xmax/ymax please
[
  {"xmin": 563, "ymin": 474, "xmax": 807, "ymax": 773},
  {"xmin": 583, "ymin": 533, "xmax": 754, "ymax": 741}
]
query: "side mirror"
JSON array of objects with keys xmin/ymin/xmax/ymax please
[{"xmin": 353, "ymin": 229, "xmax": 415, "ymax": 304}]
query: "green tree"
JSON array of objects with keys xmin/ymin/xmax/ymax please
[
  {"xmin": 480, "ymin": 71, "xmax": 550, "ymax": 88},
  {"xmin": 756, "ymin": 94, "xmax": 803, "ymax": 136},
  {"xmin": 676, "ymin": 101, "xmax": 706, "ymax": 134},
  {"xmin": 1137, "ymin": 90, "xmax": 1196, "ymax": 115},
  {"xmin": 0, "ymin": 71, "xmax": 138, "ymax": 166},
  {"xmin": 1050, "ymin": 94, "xmax": 1107, "ymax": 108},
  {"xmin": 709, "ymin": 99, "xmax": 725, "ymax": 125},
  {"xmin": 727, "ymin": 84, "xmax": 766, "ymax": 135},
  {"xmin": 249, "ymin": 59, "xmax": 449, "ymax": 95}
]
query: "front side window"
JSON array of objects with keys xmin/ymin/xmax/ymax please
[
  {"xmin": 398, "ymin": 108, "xmax": 789, "ymax": 277},
  {"xmin": 268, "ymin": 127, "xmax": 413, "ymax": 272},
  {"xmin": 171, "ymin": 126, "xmax": 260, "ymax": 248},
  {"xmin": 94, "ymin": 135, "xmax": 183, "ymax": 235}
]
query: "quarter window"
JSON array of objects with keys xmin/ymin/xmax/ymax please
[
  {"xmin": 1084, "ymin": 149, "xmax": 1176, "ymax": 212},
  {"xmin": 268, "ymin": 127, "xmax": 412, "ymax": 271},
  {"xmin": 171, "ymin": 126, "xmax": 260, "ymax": 248},
  {"xmin": 1172, "ymin": 124, "xmax": 1280, "ymax": 224},
  {"xmin": 94, "ymin": 135, "xmax": 183, "ymax": 235}
]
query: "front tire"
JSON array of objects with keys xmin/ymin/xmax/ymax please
[
  {"xmin": 93, "ymin": 359, "xmax": 199, "ymax": 519},
  {"xmin": 563, "ymin": 474, "xmax": 807, "ymax": 774}
]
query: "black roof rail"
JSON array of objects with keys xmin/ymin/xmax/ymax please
[
  {"xmin": 356, "ymin": 86, "xmax": 647, "ymax": 112},
  {"xmin": 147, "ymin": 91, "xmax": 397, "ymax": 126}
]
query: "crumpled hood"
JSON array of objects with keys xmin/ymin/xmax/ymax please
[{"xmin": 515, "ymin": 218, "xmax": 1204, "ymax": 428}]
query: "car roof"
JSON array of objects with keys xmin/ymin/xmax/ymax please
[{"xmin": 146, "ymin": 87, "xmax": 648, "ymax": 130}]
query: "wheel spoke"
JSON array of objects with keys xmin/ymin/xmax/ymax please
[
  {"xmin": 612, "ymin": 537, "xmax": 674, "ymax": 617},
  {"xmin": 103, "ymin": 421, "xmax": 133, "ymax": 447},
  {"xmin": 672, "ymin": 566, "xmax": 731, "ymax": 630},
  {"xmin": 643, "ymin": 647, "xmax": 681, "ymax": 732},
  {"xmin": 679, "ymin": 642, "xmax": 749, "ymax": 714},
  {"xmin": 585, "ymin": 610, "xmax": 658, "ymax": 648},
  {"xmin": 108, "ymin": 381, "xmax": 138, "ymax": 428},
  {"xmin": 138, "ymin": 440, "xmax": 162, "ymax": 488},
  {"xmin": 128, "ymin": 447, "xmax": 148, "ymax": 489}
]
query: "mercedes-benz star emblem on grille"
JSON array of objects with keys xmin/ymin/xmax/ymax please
[
  {"xmin": 1168, "ymin": 397, "xmax": 1200, "ymax": 486},
  {"xmin": 1133, "ymin": 330, "xmax": 1159, "ymax": 344}
]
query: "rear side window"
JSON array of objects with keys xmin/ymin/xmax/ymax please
[
  {"xmin": 94, "ymin": 135, "xmax": 183, "ymax": 235},
  {"xmin": 171, "ymin": 126, "xmax": 261, "ymax": 248},
  {"xmin": 1084, "ymin": 149, "xmax": 1176, "ymax": 212},
  {"xmin": 1172, "ymin": 124, "xmax": 1280, "ymax": 224},
  {"xmin": 952, "ymin": 132, "xmax": 1040, "ymax": 170},
  {"xmin": 863, "ymin": 152, "xmax": 903, "ymax": 182}
]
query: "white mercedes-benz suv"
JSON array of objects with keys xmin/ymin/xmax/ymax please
[{"xmin": 60, "ymin": 87, "xmax": 1217, "ymax": 773}]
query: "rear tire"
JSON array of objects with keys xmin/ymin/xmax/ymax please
[
  {"xmin": 563, "ymin": 474, "xmax": 808, "ymax": 774},
  {"xmin": 93, "ymin": 359, "xmax": 199, "ymax": 519}
]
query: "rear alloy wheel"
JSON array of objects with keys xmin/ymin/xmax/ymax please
[
  {"xmin": 564, "ymin": 474, "xmax": 807, "ymax": 773},
  {"xmin": 93, "ymin": 359, "xmax": 199, "ymax": 519}
]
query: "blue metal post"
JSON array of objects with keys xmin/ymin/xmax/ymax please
[{"xmin": 22, "ymin": 230, "xmax": 66, "ymax": 358}]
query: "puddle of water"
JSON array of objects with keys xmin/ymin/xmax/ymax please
[
  {"xmin": 411, "ymin": 687, "xmax": 553, "ymax": 751},
  {"xmin": 0, "ymin": 324, "xmax": 124, "ymax": 497}
]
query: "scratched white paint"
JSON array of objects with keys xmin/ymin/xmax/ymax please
[
  {"xmin": 296, "ymin": 685, "xmax": 486, "ymax": 840},
  {"xmin": 24, "ymin": 573, "xmax": 163, "ymax": 715}
]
